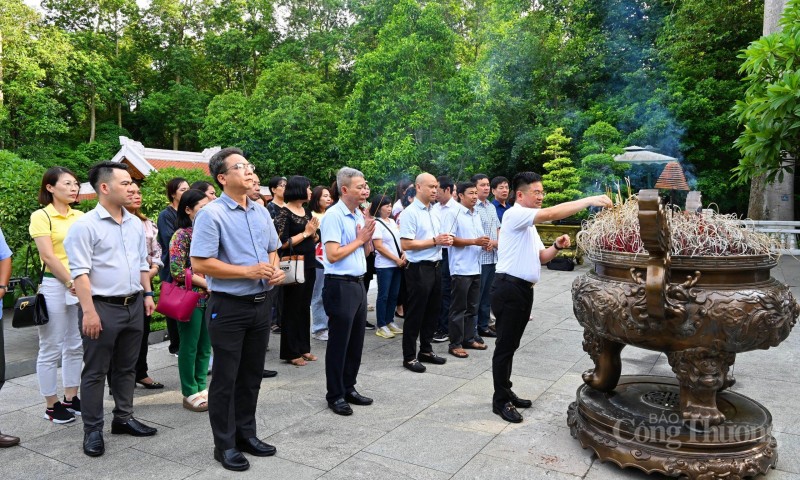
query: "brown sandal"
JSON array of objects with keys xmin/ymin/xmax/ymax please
[
  {"xmin": 448, "ymin": 347, "xmax": 469, "ymax": 358},
  {"xmin": 289, "ymin": 357, "xmax": 307, "ymax": 366},
  {"xmin": 462, "ymin": 341, "xmax": 488, "ymax": 350},
  {"xmin": 301, "ymin": 353, "xmax": 317, "ymax": 361}
]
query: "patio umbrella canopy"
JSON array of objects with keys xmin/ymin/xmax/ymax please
[{"xmin": 614, "ymin": 145, "xmax": 677, "ymax": 164}]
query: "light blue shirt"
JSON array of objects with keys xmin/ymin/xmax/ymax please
[
  {"xmin": 190, "ymin": 193, "xmax": 280, "ymax": 295},
  {"xmin": 444, "ymin": 204, "xmax": 483, "ymax": 276},
  {"xmin": 0, "ymin": 228, "xmax": 11, "ymax": 314},
  {"xmin": 64, "ymin": 203, "xmax": 148, "ymax": 296},
  {"xmin": 320, "ymin": 200, "xmax": 367, "ymax": 276},
  {"xmin": 399, "ymin": 198, "xmax": 442, "ymax": 263},
  {"xmin": 432, "ymin": 197, "xmax": 459, "ymax": 251}
]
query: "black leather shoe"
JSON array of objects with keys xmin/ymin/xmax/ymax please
[
  {"xmin": 403, "ymin": 359, "xmax": 426, "ymax": 373},
  {"xmin": 110, "ymin": 418, "xmax": 157, "ymax": 437},
  {"xmin": 418, "ymin": 352, "xmax": 447, "ymax": 365},
  {"xmin": 493, "ymin": 402, "xmax": 523, "ymax": 423},
  {"xmin": 509, "ymin": 391, "xmax": 533, "ymax": 409},
  {"xmin": 236, "ymin": 437, "xmax": 276, "ymax": 457},
  {"xmin": 328, "ymin": 399, "xmax": 353, "ymax": 416},
  {"xmin": 344, "ymin": 391, "xmax": 373, "ymax": 406},
  {"xmin": 214, "ymin": 447, "xmax": 250, "ymax": 471},
  {"xmin": 478, "ymin": 328, "xmax": 497, "ymax": 338},
  {"xmin": 262, "ymin": 369, "xmax": 278, "ymax": 378},
  {"xmin": 83, "ymin": 431, "xmax": 104, "ymax": 457}
]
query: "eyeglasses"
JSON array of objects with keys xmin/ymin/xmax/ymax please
[
  {"xmin": 224, "ymin": 162, "xmax": 255, "ymax": 173},
  {"xmin": 530, "ymin": 190, "xmax": 545, "ymax": 197}
]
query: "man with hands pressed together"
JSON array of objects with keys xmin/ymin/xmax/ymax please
[
  {"xmin": 443, "ymin": 182, "xmax": 490, "ymax": 359},
  {"xmin": 190, "ymin": 147, "xmax": 285, "ymax": 471},
  {"xmin": 321, "ymin": 167, "xmax": 375, "ymax": 416},
  {"xmin": 399, "ymin": 173, "xmax": 454, "ymax": 373},
  {"xmin": 490, "ymin": 172, "xmax": 612, "ymax": 423},
  {"xmin": 64, "ymin": 162, "xmax": 158, "ymax": 458}
]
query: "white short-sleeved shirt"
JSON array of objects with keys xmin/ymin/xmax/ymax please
[
  {"xmin": 399, "ymin": 198, "xmax": 442, "ymax": 263},
  {"xmin": 443, "ymin": 204, "xmax": 483, "ymax": 276},
  {"xmin": 391, "ymin": 200, "xmax": 404, "ymax": 219},
  {"xmin": 495, "ymin": 204, "xmax": 546, "ymax": 283},
  {"xmin": 372, "ymin": 218, "xmax": 403, "ymax": 269}
]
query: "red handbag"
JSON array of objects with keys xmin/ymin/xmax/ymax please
[{"xmin": 155, "ymin": 268, "xmax": 202, "ymax": 322}]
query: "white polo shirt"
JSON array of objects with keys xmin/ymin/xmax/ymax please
[
  {"xmin": 443, "ymin": 204, "xmax": 483, "ymax": 276},
  {"xmin": 495, "ymin": 203, "xmax": 546, "ymax": 283}
]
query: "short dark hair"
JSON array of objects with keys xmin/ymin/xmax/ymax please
[
  {"xmin": 329, "ymin": 180, "xmax": 339, "ymax": 204},
  {"xmin": 38, "ymin": 167, "xmax": 79, "ymax": 206},
  {"xmin": 165, "ymin": 177, "xmax": 188, "ymax": 202},
  {"xmin": 268, "ymin": 175, "xmax": 287, "ymax": 190},
  {"xmin": 190, "ymin": 180, "xmax": 215, "ymax": 195},
  {"xmin": 208, "ymin": 147, "xmax": 244, "ymax": 189},
  {"xmin": 491, "ymin": 176, "xmax": 509, "ymax": 190},
  {"xmin": 309, "ymin": 186, "xmax": 330, "ymax": 214},
  {"xmin": 175, "ymin": 189, "xmax": 209, "ymax": 229},
  {"xmin": 283, "ymin": 175, "xmax": 311, "ymax": 202},
  {"xmin": 395, "ymin": 180, "xmax": 412, "ymax": 200},
  {"xmin": 437, "ymin": 176, "xmax": 454, "ymax": 193},
  {"xmin": 456, "ymin": 181, "xmax": 477, "ymax": 196},
  {"xmin": 88, "ymin": 161, "xmax": 128, "ymax": 192},
  {"xmin": 470, "ymin": 173, "xmax": 489, "ymax": 184},
  {"xmin": 370, "ymin": 194, "xmax": 392, "ymax": 217},
  {"xmin": 401, "ymin": 187, "xmax": 416, "ymax": 208},
  {"xmin": 512, "ymin": 172, "xmax": 543, "ymax": 192}
]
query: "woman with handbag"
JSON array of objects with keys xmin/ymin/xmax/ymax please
[
  {"xmin": 308, "ymin": 186, "xmax": 332, "ymax": 341},
  {"xmin": 274, "ymin": 176, "xmax": 319, "ymax": 366},
  {"xmin": 370, "ymin": 195, "xmax": 406, "ymax": 339},
  {"xmin": 29, "ymin": 167, "xmax": 84, "ymax": 424},
  {"xmin": 169, "ymin": 189, "xmax": 212, "ymax": 412}
]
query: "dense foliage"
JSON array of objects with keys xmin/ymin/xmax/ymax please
[{"xmin": 0, "ymin": 0, "xmax": 766, "ymax": 216}]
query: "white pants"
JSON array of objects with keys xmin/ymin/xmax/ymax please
[{"xmin": 36, "ymin": 277, "xmax": 83, "ymax": 397}]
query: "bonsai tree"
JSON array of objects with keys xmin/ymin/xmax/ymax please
[
  {"xmin": 542, "ymin": 127, "xmax": 581, "ymax": 207},
  {"xmin": 578, "ymin": 121, "xmax": 629, "ymax": 193}
]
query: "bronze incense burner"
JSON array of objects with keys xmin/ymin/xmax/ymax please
[{"xmin": 567, "ymin": 190, "xmax": 798, "ymax": 479}]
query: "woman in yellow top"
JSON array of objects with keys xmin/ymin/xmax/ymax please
[{"xmin": 29, "ymin": 167, "xmax": 84, "ymax": 424}]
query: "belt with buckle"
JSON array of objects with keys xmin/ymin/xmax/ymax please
[
  {"xmin": 495, "ymin": 273, "xmax": 535, "ymax": 289},
  {"xmin": 413, "ymin": 260, "xmax": 441, "ymax": 268},
  {"xmin": 325, "ymin": 274, "xmax": 364, "ymax": 283},
  {"xmin": 213, "ymin": 291, "xmax": 269, "ymax": 303},
  {"xmin": 93, "ymin": 293, "xmax": 141, "ymax": 306}
]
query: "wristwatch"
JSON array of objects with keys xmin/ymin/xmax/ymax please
[
  {"xmin": 302, "ymin": 232, "xmax": 309, "ymax": 239},
  {"xmin": 64, "ymin": 280, "xmax": 74, "ymax": 289},
  {"xmin": 144, "ymin": 291, "xmax": 155, "ymax": 297},
  {"xmin": 554, "ymin": 243, "xmax": 565, "ymax": 251},
  {"xmin": 0, "ymin": 285, "xmax": 7, "ymax": 291}
]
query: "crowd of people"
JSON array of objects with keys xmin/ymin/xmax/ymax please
[{"xmin": 0, "ymin": 149, "xmax": 612, "ymax": 471}]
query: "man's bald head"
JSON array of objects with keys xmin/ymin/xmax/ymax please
[{"xmin": 415, "ymin": 172, "xmax": 439, "ymax": 206}]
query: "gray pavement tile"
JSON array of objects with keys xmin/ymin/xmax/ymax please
[
  {"xmin": 518, "ymin": 328, "xmax": 586, "ymax": 363},
  {"xmin": 185, "ymin": 455, "xmax": 325, "ymax": 480},
  {"xmin": 132, "ymin": 417, "xmax": 216, "ymax": 469},
  {"xmin": 0, "ymin": 444, "xmax": 75, "ymax": 479},
  {"xmin": 545, "ymin": 372, "xmax": 585, "ymax": 397},
  {"xmin": 415, "ymin": 387, "xmax": 515, "ymax": 435},
  {"xmin": 364, "ymin": 417, "xmax": 495, "ymax": 474},
  {"xmin": 320, "ymin": 451, "xmax": 450, "ymax": 480},
  {"xmin": 525, "ymin": 391, "xmax": 578, "ymax": 428},
  {"xmin": 480, "ymin": 420, "xmax": 593, "ymax": 477},
  {"xmin": 0, "ymin": 409, "xmax": 76, "ymax": 442},
  {"xmin": 773, "ymin": 431, "xmax": 800, "ymax": 474},
  {"xmin": 266, "ymin": 411, "xmax": 387, "ymax": 471},
  {"xmin": 255, "ymin": 387, "xmax": 328, "ymax": 437},
  {"xmin": 728, "ymin": 375, "xmax": 800, "ymax": 435},
  {"xmin": 508, "ymin": 350, "xmax": 578, "ymax": 382},
  {"xmin": 363, "ymin": 368, "xmax": 467, "ymax": 400},
  {"xmin": 451, "ymin": 453, "xmax": 582, "ymax": 480},
  {"xmin": 0, "ymin": 382, "xmax": 43, "ymax": 415},
  {"xmin": 343, "ymin": 388, "xmax": 435, "ymax": 432},
  {"xmin": 59, "ymin": 446, "xmax": 197, "ymax": 479}
]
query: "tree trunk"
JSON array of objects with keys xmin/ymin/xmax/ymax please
[
  {"xmin": 118, "ymin": 103, "xmax": 122, "ymax": 128},
  {"xmin": 0, "ymin": 29, "xmax": 4, "ymax": 150},
  {"xmin": 748, "ymin": 0, "xmax": 794, "ymax": 220},
  {"xmin": 173, "ymin": 130, "xmax": 179, "ymax": 150},
  {"xmin": 89, "ymin": 92, "xmax": 96, "ymax": 143}
]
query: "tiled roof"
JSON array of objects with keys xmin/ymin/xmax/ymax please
[{"xmin": 148, "ymin": 159, "xmax": 211, "ymax": 174}]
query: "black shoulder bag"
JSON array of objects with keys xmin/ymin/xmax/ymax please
[{"xmin": 13, "ymin": 210, "xmax": 50, "ymax": 328}]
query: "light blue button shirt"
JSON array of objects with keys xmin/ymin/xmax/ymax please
[
  {"xmin": 0, "ymin": 228, "xmax": 11, "ymax": 314},
  {"xmin": 399, "ymin": 198, "xmax": 442, "ymax": 263},
  {"xmin": 444, "ymin": 204, "xmax": 483, "ymax": 276},
  {"xmin": 320, "ymin": 200, "xmax": 367, "ymax": 276},
  {"xmin": 190, "ymin": 193, "xmax": 280, "ymax": 295}
]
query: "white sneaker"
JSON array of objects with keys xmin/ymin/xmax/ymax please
[
  {"xmin": 313, "ymin": 330, "xmax": 329, "ymax": 341},
  {"xmin": 376, "ymin": 326, "xmax": 395, "ymax": 339},
  {"xmin": 388, "ymin": 322, "xmax": 403, "ymax": 334}
]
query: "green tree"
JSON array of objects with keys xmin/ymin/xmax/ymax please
[
  {"xmin": 577, "ymin": 121, "xmax": 628, "ymax": 192},
  {"xmin": 732, "ymin": 0, "xmax": 800, "ymax": 183},
  {"xmin": 139, "ymin": 167, "xmax": 212, "ymax": 219},
  {"xmin": 541, "ymin": 127, "xmax": 581, "ymax": 207},
  {"xmin": 0, "ymin": 151, "xmax": 46, "ymax": 269}
]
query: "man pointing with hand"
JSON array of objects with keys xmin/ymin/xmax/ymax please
[{"xmin": 191, "ymin": 147, "xmax": 284, "ymax": 471}]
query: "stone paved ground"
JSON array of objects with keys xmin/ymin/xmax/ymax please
[{"xmin": 1, "ymin": 259, "xmax": 799, "ymax": 479}]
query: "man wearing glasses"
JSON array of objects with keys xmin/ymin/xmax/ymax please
[
  {"xmin": 191, "ymin": 148, "xmax": 285, "ymax": 471},
  {"xmin": 490, "ymin": 172, "xmax": 611, "ymax": 424}
]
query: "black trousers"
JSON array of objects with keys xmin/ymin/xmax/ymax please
[
  {"xmin": 279, "ymin": 269, "xmax": 315, "ymax": 360},
  {"xmin": 166, "ymin": 316, "xmax": 180, "ymax": 354},
  {"xmin": 490, "ymin": 274, "xmax": 534, "ymax": 406},
  {"xmin": 206, "ymin": 292, "xmax": 272, "ymax": 449},
  {"xmin": 403, "ymin": 262, "xmax": 441, "ymax": 361},
  {"xmin": 323, "ymin": 277, "xmax": 367, "ymax": 402},
  {"xmin": 107, "ymin": 310, "xmax": 151, "ymax": 386},
  {"xmin": 437, "ymin": 249, "xmax": 451, "ymax": 333}
]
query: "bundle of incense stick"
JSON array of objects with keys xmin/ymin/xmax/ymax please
[{"xmin": 576, "ymin": 195, "xmax": 776, "ymax": 257}]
